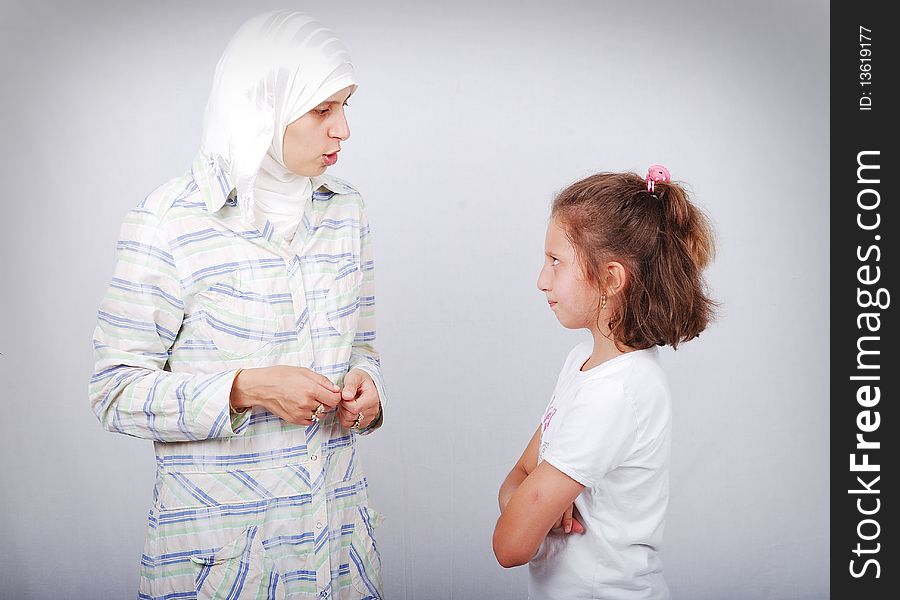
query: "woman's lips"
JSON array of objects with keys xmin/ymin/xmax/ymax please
[{"xmin": 323, "ymin": 152, "xmax": 338, "ymax": 166}]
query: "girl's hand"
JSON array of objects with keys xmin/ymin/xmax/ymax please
[
  {"xmin": 338, "ymin": 368, "xmax": 382, "ymax": 431},
  {"xmin": 551, "ymin": 503, "xmax": 585, "ymax": 534}
]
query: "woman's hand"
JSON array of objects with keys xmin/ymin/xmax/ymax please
[
  {"xmin": 230, "ymin": 366, "xmax": 342, "ymax": 425},
  {"xmin": 337, "ymin": 368, "xmax": 381, "ymax": 430},
  {"xmin": 550, "ymin": 503, "xmax": 585, "ymax": 534}
]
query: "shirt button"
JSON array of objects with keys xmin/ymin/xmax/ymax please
[
  {"xmin": 316, "ymin": 522, "xmax": 323, "ymax": 530},
  {"xmin": 310, "ymin": 454, "xmax": 318, "ymax": 462}
]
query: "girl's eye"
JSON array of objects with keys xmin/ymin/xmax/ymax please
[
  {"xmin": 551, "ymin": 258, "xmax": 560, "ymax": 266},
  {"xmin": 315, "ymin": 108, "xmax": 330, "ymax": 116}
]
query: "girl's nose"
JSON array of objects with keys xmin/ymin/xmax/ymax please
[{"xmin": 537, "ymin": 266, "xmax": 550, "ymax": 292}]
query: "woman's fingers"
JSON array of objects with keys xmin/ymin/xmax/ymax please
[
  {"xmin": 340, "ymin": 368, "xmax": 365, "ymax": 401},
  {"xmin": 337, "ymin": 369, "xmax": 381, "ymax": 430}
]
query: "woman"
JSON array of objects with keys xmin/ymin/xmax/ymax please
[{"xmin": 89, "ymin": 11, "xmax": 385, "ymax": 599}]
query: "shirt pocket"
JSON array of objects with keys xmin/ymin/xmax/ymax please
[
  {"xmin": 195, "ymin": 273, "xmax": 281, "ymax": 359},
  {"xmin": 348, "ymin": 506, "xmax": 384, "ymax": 596},
  {"xmin": 324, "ymin": 262, "xmax": 362, "ymax": 338},
  {"xmin": 191, "ymin": 525, "xmax": 285, "ymax": 600}
]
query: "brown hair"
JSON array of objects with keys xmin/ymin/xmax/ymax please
[{"xmin": 552, "ymin": 171, "xmax": 716, "ymax": 349}]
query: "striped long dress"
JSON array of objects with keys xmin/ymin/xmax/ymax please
[{"xmin": 89, "ymin": 154, "xmax": 385, "ymax": 599}]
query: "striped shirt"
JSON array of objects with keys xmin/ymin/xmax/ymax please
[{"xmin": 89, "ymin": 153, "xmax": 385, "ymax": 599}]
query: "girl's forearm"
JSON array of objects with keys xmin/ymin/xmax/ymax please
[{"xmin": 499, "ymin": 466, "xmax": 528, "ymax": 512}]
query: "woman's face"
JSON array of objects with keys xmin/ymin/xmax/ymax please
[{"xmin": 282, "ymin": 85, "xmax": 355, "ymax": 177}]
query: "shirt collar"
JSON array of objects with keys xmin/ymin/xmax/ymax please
[
  {"xmin": 192, "ymin": 153, "xmax": 237, "ymax": 213},
  {"xmin": 191, "ymin": 153, "xmax": 353, "ymax": 214}
]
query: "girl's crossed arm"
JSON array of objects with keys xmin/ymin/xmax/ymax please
[{"xmin": 493, "ymin": 427, "xmax": 585, "ymax": 568}]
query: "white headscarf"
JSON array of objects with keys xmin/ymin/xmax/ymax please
[{"xmin": 200, "ymin": 10, "xmax": 356, "ymax": 239}]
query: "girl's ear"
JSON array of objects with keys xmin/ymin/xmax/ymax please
[{"xmin": 604, "ymin": 261, "xmax": 628, "ymax": 297}]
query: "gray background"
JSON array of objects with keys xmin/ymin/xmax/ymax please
[{"xmin": 0, "ymin": 0, "xmax": 829, "ymax": 598}]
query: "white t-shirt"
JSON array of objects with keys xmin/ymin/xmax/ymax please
[{"xmin": 529, "ymin": 341, "xmax": 672, "ymax": 600}]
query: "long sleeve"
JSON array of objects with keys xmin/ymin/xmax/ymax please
[
  {"xmin": 348, "ymin": 204, "xmax": 386, "ymax": 434},
  {"xmin": 88, "ymin": 206, "xmax": 249, "ymax": 441}
]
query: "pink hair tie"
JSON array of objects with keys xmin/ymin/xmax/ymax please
[{"xmin": 645, "ymin": 164, "xmax": 671, "ymax": 193}]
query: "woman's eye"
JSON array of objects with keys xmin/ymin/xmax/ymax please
[
  {"xmin": 551, "ymin": 258, "xmax": 560, "ymax": 266},
  {"xmin": 315, "ymin": 108, "xmax": 330, "ymax": 116}
]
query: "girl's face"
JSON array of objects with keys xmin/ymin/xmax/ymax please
[
  {"xmin": 537, "ymin": 218, "xmax": 603, "ymax": 330},
  {"xmin": 282, "ymin": 85, "xmax": 355, "ymax": 177}
]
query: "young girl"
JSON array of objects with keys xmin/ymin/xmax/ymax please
[{"xmin": 493, "ymin": 166, "xmax": 715, "ymax": 599}]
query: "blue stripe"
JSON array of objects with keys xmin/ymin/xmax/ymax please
[
  {"xmin": 281, "ymin": 569, "xmax": 318, "ymax": 583},
  {"xmin": 182, "ymin": 258, "xmax": 283, "ymax": 287},
  {"xmin": 208, "ymin": 403, "xmax": 229, "ymax": 439},
  {"xmin": 203, "ymin": 312, "xmax": 275, "ymax": 342},
  {"xmin": 266, "ymin": 569, "xmax": 280, "ymax": 599},
  {"xmin": 296, "ymin": 307, "xmax": 310, "ymax": 332},
  {"xmin": 205, "ymin": 284, "xmax": 293, "ymax": 304},
  {"xmin": 90, "ymin": 364, "xmax": 128, "ymax": 384},
  {"xmin": 230, "ymin": 470, "xmax": 274, "ymax": 499},
  {"xmin": 156, "ymin": 444, "xmax": 309, "ymax": 468},
  {"xmin": 323, "ymin": 435, "xmax": 353, "ymax": 452},
  {"xmin": 215, "ymin": 169, "xmax": 231, "ymax": 200},
  {"xmin": 109, "ymin": 277, "xmax": 184, "ymax": 310},
  {"xmin": 156, "ymin": 495, "xmax": 312, "ymax": 526},
  {"xmin": 193, "ymin": 370, "xmax": 231, "ymax": 398},
  {"xmin": 316, "ymin": 361, "xmax": 351, "ymax": 375},
  {"xmin": 311, "ymin": 190, "xmax": 336, "ymax": 202},
  {"xmin": 335, "ymin": 262, "xmax": 359, "ymax": 281},
  {"xmin": 195, "ymin": 561, "xmax": 213, "ymax": 591},
  {"xmin": 171, "ymin": 179, "xmax": 198, "ymax": 203},
  {"xmin": 142, "ymin": 547, "xmax": 219, "ymax": 567},
  {"xmin": 170, "ymin": 227, "xmax": 231, "ymax": 249},
  {"xmin": 299, "ymin": 252, "xmax": 356, "ymax": 265},
  {"xmin": 311, "ymin": 327, "xmax": 342, "ymax": 340},
  {"xmin": 97, "ymin": 310, "xmax": 156, "ymax": 333},
  {"xmin": 117, "ymin": 239, "xmax": 175, "ymax": 267},
  {"xmin": 175, "ymin": 378, "xmax": 197, "ymax": 440},
  {"xmin": 308, "ymin": 217, "xmax": 359, "ymax": 233},
  {"xmin": 97, "ymin": 310, "xmax": 177, "ymax": 342},
  {"xmin": 169, "ymin": 472, "xmax": 219, "ymax": 506},
  {"xmin": 326, "ymin": 298, "xmax": 359, "ymax": 321},
  {"xmin": 143, "ymin": 374, "xmax": 160, "ymax": 438},
  {"xmin": 314, "ymin": 525, "xmax": 329, "ymax": 554},
  {"xmin": 172, "ymin": 198, "xmax": 206, "ymax": 209},
  {"xmin": 349, "ymin": 542, "xmax": 379, "ymax": 597},
  {"xmin": 343, "ymin": 447, "xmax": 356, "ymax": 481},
  {"xmin": 178, "ymin": 340, "xmax": 218, "ymax": 350},
  {"xmin": 262, "ymin": 532, "xmax": 314, "ymax": 550},
  {"xmin": 225, "ymin": 527, "xmax": 255, "ymax": 600}
]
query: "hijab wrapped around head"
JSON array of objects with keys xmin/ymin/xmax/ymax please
[{"xmin": 200, "ymin": 10, "xmax": 356, "ymax": 236}]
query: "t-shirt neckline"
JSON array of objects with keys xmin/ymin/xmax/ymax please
[{"xmin": 576, "ymin": 346, "xmax": 655, "ymax": 376}]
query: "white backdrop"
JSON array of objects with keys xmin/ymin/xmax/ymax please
[{"xmin": 0, "ymin": 1, "xmax": 829, "ymax": 598}]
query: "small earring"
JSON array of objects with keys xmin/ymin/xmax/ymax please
[{"xmin": 600, "ymin": 294, "xmax": 607, "ymax": 310}]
